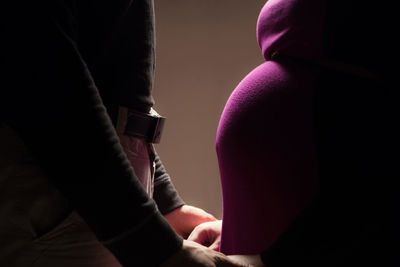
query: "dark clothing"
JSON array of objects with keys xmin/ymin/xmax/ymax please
[
  {"xmin": 261, "ymin": 73, "xmax": 393, "ymax": 267},
  {"xmin": 1, "ymin": 0, "xmax": 184, "ymax": 266},
  {"xmin": 260, "ymin": 0, "xmax": 396, "ymax": 266}
]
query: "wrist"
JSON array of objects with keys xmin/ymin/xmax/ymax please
[{"xmin": 164, "ymin": 205, "xmax": 217, "ymax": 238}]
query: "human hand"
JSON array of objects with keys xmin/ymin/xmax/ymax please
[
  {"xmin": 164, "ymin": 205, "xmax": 216, "ymax": 238},
  {"xmin": 228, "ymin": 255, "xmax": 265, "ymax": 267},
  {"xmin": 187, "ymin": 220, "xmax": 222, "ymax": 251},
  {"xmin": 160, "ymin": 240, "xmax": 252, "ymax": 267}
]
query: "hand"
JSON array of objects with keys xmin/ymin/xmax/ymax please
[
  {"xmin": 228, "ymin": 255, "xmax": 265, "ymax": 267},
  {"xmin": 164, "ymin": 205, "xmax": 216, "ymax": 238},
  {"xmin": 188, "ymin": 220, "xmax": 222, "ymax": 251},
  {"xmin": 160, "ymin": 240, "xmax": 252, "ymax": 267}
]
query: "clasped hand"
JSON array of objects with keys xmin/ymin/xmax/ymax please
[
  {"xmin": 188, "ymin": 220, "xmax": 264, "ymax": 267},
  {"xmin": 163, "ymin": 205, "xmax": 264, "ymax": 267}
]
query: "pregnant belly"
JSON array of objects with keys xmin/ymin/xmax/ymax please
[{"xmin": 216, "ymin": 61, "xmax": 318, "ymax": 254}]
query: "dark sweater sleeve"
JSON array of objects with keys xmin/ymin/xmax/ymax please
[
  {"xmin": 153, "ymin": 152, "xmax": 185, "ymax": 215},
  {"xmin": 1, "ymin": 3, "xmax": 182, "ymax": 267},
  {"xmin": 74, "ymin": 0, "xmax": 185, "ymax": 216}
]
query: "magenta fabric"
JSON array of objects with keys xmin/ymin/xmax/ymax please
[{"xmin": 216, "ymin": 0, "xmax": 324, "ymax": 255}]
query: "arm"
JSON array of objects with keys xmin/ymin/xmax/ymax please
[
  {"xmin": 153, "ymin": 152, "xmax": 217, "ymax": 238},
  {"xmin": 1, "ymin": 2, "xmax": 245, "ymax": 266},
  {"xmin": 1, "ymin": 2, "xmax": 181, "ymax": 266},
  {"xmin": 153, "ymin": 153, "xmax": 186, "ymax": 214},
  {"xmin": 77, "ymin": 0, "xmax": 217, "ymax": 238}
]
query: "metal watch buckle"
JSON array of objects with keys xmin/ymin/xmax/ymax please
[{"xmin": 148, "ymin": 108, "xmax": 165, "ymax": 144}]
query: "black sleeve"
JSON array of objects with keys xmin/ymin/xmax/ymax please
[
  {"xmin": 153, "ymin": 152, "xmax": 185, "ymax": 215},
  {"xmin": 74, "ymin": 0, "xmax": 185, "ymax": 216},
  {"xmin": 0, "ymin": 2, "xmax": 181, "ymax": 266},
  {"xmin": 76, "ymin": 0, "xmax": 156, "ymax": 117}
]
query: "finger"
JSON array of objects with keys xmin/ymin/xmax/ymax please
[
  {"xmin": 187, "ymin": 227, "xmax": 208, "ymax": 245},
  {"xmin": 205, "ymin": 226, "xmax": 221, "ymax": 250},
  {"xmin": 208, "ymin": 238, "xmax": 221, "ymax": 251},
  {"xmin": 229, "ymin": 255, "xmax": 264, "ymax": 267},
  {"xmin": 209, "ymin": 243, "xmax": 220, "ymax": 251},
  {"xmin": 215, "ymin": 255, "xmax": 249, "ymax": 267},
  {"xmin": 205, "ymin": 212, "xmax": 217, "ymax": 221}
]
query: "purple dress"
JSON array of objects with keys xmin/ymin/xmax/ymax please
[{"xmin": 216, "ymin": 0, "xmax": 324, "ymax": 255}]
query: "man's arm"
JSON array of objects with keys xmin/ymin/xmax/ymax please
[
  {"xmin": 152, "ymin": 153, "xmax": 217, "ymax": 238},
  {"xmin": 1, "ymin": 2, "xmax": 181, "ymax": 266},
  {"xmin": 153, "ymin": 153, "xmax": 186, "ymax": 214},
  {"xmin": 1, "ymin": 2, "xmax": 248, "ymax": 266}
]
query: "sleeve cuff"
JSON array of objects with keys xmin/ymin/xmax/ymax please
[{"xmin": 153, "ymin": 178, "xmax": 185, "ymax": 215}]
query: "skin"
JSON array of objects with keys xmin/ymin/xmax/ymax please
[
  {"xmin": 187, "ymin": 220, "xmax": 223, "ymax": 251},
  {"xmin": 228, "ymin": 255, "xmax": 265, "ymax": 267},
  {"xmin": 161, "ymin": 240, "xmax": 251, "ymax": 267},
  {"xmin": 164, "ymin": 205, "xmax": 217, "ymax": 239},
  {"xmin": 162, "ymin": 205, "xmax": 252, "ymax": 266},
  {"xmin": 188, "ymin": 220, "xmax": 265, "ymax": 267}
]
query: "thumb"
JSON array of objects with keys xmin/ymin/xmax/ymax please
[
  {"xmin": 187, "ymin": 225, "xmax": 208, "ymax": 245},
  {"xmin": 208, "ymin": 238, "xmax": 221, "ymax": 251}
]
